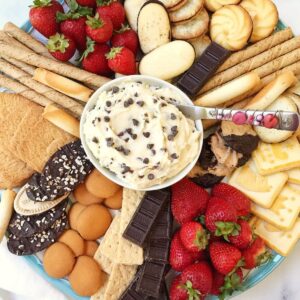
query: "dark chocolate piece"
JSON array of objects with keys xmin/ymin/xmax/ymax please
[
  {"xmin": 136, "ymin": 261, "xmax": 167, "ymax": 298},
  {"xmin": 8, "ymin": 199, "xmax": 68, "ymax": 238},
  {"xmin": 176, "ymin": 42, "xmax": 230, "ymax": 97},
  {"xmin": 198, "ymin": 135, "xmax": 218, "ymax": 170},
  {"xmin": 7, "ymin": 213, "xmax": 67, "ymax": 256},
  {"xmin": 145, "ymin": 239, "xmax": 170, "ymax": 263},
  {"xmin": 123, "ymin": 189, "xmax": 170, "ymax": 247},
  {"xmin": 190, "ymin": 173, "xmax": 224, "ymax": 188},
  {"xmin": 26, "ymin": 140, "xmax": 93, "ymax": 202}
]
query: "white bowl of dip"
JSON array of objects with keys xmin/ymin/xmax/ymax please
[{"xmin": 80, "ymin": 75, "xmax": 203, "ymax": 191}]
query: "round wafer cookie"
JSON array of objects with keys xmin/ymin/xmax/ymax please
[
  {"xmin": 14, "ymin": 184, "xmax": 69, "ymax": 216},
  {"xmin": 172, "ymin": 8, "xmax": 209, "ymax": 40},
  {"xmin": 168, "ymin": 0, "xmax": 188, "ymax": 12},
  {"xmin": 169, "ymin": 0, "xmax": 204, "ymax": 22},
  {"xmin": 160, "ymin": 0, "xmax": 183, "ymax": 8}
]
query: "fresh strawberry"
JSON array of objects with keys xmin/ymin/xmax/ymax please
[
  {"xmin": 47, "ymin": 33, "xmax": 76, "ymax": 61},
  {"xmin": 76, "ymin": 0, "xmax": 96, "ymax": 8},
  {"xmin": 242, "ymin": 237, "xmax": 272, "ymax": 269},
  {"xmin": 169, "ymin": 275, "xmax": 188, "ymax": 300},
  {"xmin": 211, "ymin": 183, "xmax": 251, "ymax": 217},
  {"xmin": 86, "ymin": 14, "xmax": 113, "ymax": 43},
  {"xmin": 205, "ymin": 197, "xmax": 239, "ymax": 240},
  {"xmin": 179, "ymin": 221, "xmax": 208, "ymax": 253},
  {"xmin": 106, "ymin": 46, "xmax": 136, "ymax": 75},
  {"xmin": 209, "ymin": 241, "xmax": 242, "ymax": 275},
  {"xmin": 29, "ymin": 0, "xmax": 63, "ymax": 38},
  {"xmin": 111, "ymin": 24, "xmax": 139, "ymax": 55},
  {"xmin": 220, "ymin": 268, "xmax": 243, "ymax": 299},
  {"xmin": 171, "ymin": 178, "xmax": 209, "ymax": 225},
  {"xmin": 81, "ymin": 38, "xmax": 111, "ymax": 75},
  {"xmin": 170, "ymin": 232, "xmax": 204, "ymax": 272},
  {"xmin": 181, "ymin": 261, "xmax": 213, "ymax": 298},
  {"xmin": 229, "ymin": 220, "xmax": 252, "ymax": 249},
  {"xmin": 211, "ymin": 270, "xmax": 225, "ymax": 296},
  {"xmin": 57, "ymin": 0, "xmax": 93, "ymax": 52},
  {"xmin": 96, "ymin": 0, "xmax": 125, "ymax": 30}
]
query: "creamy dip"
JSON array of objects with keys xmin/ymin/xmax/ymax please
[{"xmin": 83, "ymin": 80, "xmax": 201, "ymax": 189}]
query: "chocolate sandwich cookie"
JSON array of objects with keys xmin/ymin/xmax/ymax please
[
  {"xmin": 8, "ymin": 199, "xmax": 68, "ymax": 238},
  {"xmin": 27, "ymin": 140, "xmax": 93, "ymax": 202},
  {"xmin": 7, "ymin": 213, "xmax": 67, "ymax": 256}
]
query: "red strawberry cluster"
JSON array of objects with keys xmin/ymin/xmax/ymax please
[
  {"xmin": 169, "ymin": 179, "xmax": 272, "ymax": 300},
  {"xmin": 29, "ymin": 0, "xmax": 138, "ymax": 75}
]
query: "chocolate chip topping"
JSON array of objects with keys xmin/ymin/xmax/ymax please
[
  {"xmin": 171, "ymin": 113, "xmax": 176, "ymax": 120},
  {"xmin": 148, "ymin": 174, "xmax": 155, "ymax": 180},
  {"xmin": 112, "ymin": 86, "xmax": 119, "ymax": 93},
  {"xmin": 104, "ymin": 116, "xmax": 110, "ymax": 122},
  {"xmin": 124, "ymin": 98, "xmax": 134, "ymax": 107},
  {"xmin": 143, "ymin": 132, "xmax": 150, "ymax": 138},
  {"xmin": 147, "ymin": 144, "xmax": 154, "ymax": 150},
  {"xmin": 143, "ymin": 158, "xmax": 149, "ymax": 164},
  {"xmin": 106, "ymin": 101, "xmax": 112, "ymax": 107},
  {"xmin": 137, "ymin": 101, "xmax": 144, "ymax": 107},
  {"xmin": 92, "ymin": 137, "xmax": 99, "ymax": 143},
  {"xmin": 132, "ymin": 119, "xmax": 139, "ymax": 126}
]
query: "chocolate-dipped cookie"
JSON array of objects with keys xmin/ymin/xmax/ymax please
[
  {"xmin": 8, "ymin": 199, "xmax": 68, "ymax": 238},
  {"xmin": 27, "ymin": 140, "xmax": 93, "ymax": 202},
  {"xmin": 7, "ymin": 213, "xmax": 67, "ymax": 256}
]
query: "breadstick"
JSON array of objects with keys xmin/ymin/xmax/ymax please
[
  {"xmin": 34, "ymin": 68, "xmax": 93, "ymax": 102},
  {"xmin": 199, "ymin": 37, "xmax": 300, "ymax": 94},
  {"xmin": 43, "ymin": 104, "xmax": 80, "ymax": 137},
  {"xmin": 0, "ymin": 59, "xmax": 83, "ymax": 116},
  {"xmin": 0, "ymin": 42, "xmax": 110, "ymax": 87},
  {"xmin": 0, "ymin": 74, "xmax": 52, "ymax": 107},
  {"xmin": 3, "ymin": 22, "xmax": 53, "ymax": 59},
  {"xmin": 217, "ymin": 28, "xmax": 293, "ymax": 73},
  {"xmin": 0, "ymin": 190, "xmax": 16, "ymax": 243}
]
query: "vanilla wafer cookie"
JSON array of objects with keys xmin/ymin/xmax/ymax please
[
  {"xmin": 14, "ymin": 185, "xmax": 69, "ymax": 216},
  {"xmin": 251, "ymin": 184, "xmax": 300, "ymax": 230},
  {"xmin": 255, "ymin": 218, "xmax": 300, "ymax": 256},
  {"xmin": 253, "ymin": 137, "xmax": 300, "ymax": 175}
]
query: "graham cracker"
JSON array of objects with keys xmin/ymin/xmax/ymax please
[
  {"xmin": 251, "ymin": 184, "xmax": 300, "ymax": 230},
  {"xmin": 94, "ymin": 247, "xmax": 114, "ymax": 275}
]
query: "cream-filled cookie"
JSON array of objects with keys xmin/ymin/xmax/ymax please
[
  {"xmin": 204, "ymin": 0, "xmax": 240, "ymax": 12},
  {"xmin": 210, "ymin": 5, "xmax": 253, "ymax": 51},
  {"xmin": 241, "ymin": 0, "xmax": 278, "ymax": 42}
]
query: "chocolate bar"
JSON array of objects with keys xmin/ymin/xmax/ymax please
[
  {"xmin": 145, "ymin": 239, "xmax": 170, "ymax": 263},
  {"xmin": 123, "ymin": 189, "xmax": 170, "ymax": 246},
  {"xmin": 176, "ymin": 42, "xmax": 230, "ymax": 97}
]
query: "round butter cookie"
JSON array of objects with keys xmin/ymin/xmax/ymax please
[
  {"xmin": 169, "ymin": 0, "xmax": 204, "ymax": 23},
  {"xmin": 68, "ymin": 202, "xmax": 86, "ymax": 230},
  {"xmin": 104, "ymin": 188, "xmax": 123, "ymax": 209},
  {"xmin": 240, "ymin": 0, "xmax": 278, "ymax": 42},
  {"xmin": 172, "ymin": 8, "xmax": 209, "ymax": 40},
  {"xmin": 204, "ymin": 0, "xmax": 241, "ymax": 12},
  {"xmin": 58, "ymin": 229, "xmax": 85, "ymax": 257},
  {"xmin": 74, "ymin": 183, "xmax": 103, "ymax": 205},
  {"xmin": 210, "ymin": 5, "xmax": 252, "ymax": 51},
  {"xmin": 84, "ymin": 240, "xmax": 99, "ymax": 257}
]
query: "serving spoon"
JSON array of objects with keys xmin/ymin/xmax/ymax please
[{"xmin": 176, "ymin": 104, "xmax": 300, "ymax": 131}]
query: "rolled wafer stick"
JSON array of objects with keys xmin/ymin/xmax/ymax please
[
  {"xmin": 0, "ymin": 74, "xmax": 52, "ymax": 107},
  {"xmin": 3, "ymin": 22, "xmax": 53, "ymax": 59},
  {"xmin": 217, "ymin": 28, "xmax": 293, "ymax": 73},
  {"xmin": 0, "ymin": 30, "xmax": 32, "ymax": 52},
  {"xmin": 1, "ymin": 56, "xmax": 35, "ymax": 75},
  {"xmin": 0, "ymin": 42, "xmax": 110, "ymax": 87},
  {"xmin": 198, "ymin": 37, "xmax": 300, "ymax": 95},
  {"xmin": 0, "ymin": 59, "xmax": 83, "ymax": 116}
]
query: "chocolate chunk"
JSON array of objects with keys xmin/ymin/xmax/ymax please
[
  {"xmin": 92, "ymin": 137, "xmax": 99, "ymax": 143},
  {"xmin": 123, "ymin": 189, "xmax": 170, "ymax": 246},
  {"xmin": 132, "ymin": 119, "xmax": 139, "ymax": 126},
  {"xmin": 26, "ymin": 140, "xmax": 93, "ymax": 202},
  {"xmin": 199, "ymin": 135, "xmax": 218, "ymax": 170},
  {"xmin": 104, "ymin": 116, "xmax": 110, "ymax": 122},
  {"xmin": 136, "ymin": 261, "xmax": 167, "ymax": 298},
  {"xmin": 112, "ymin": 86, "xmax": 119, "ymax": 93},
  {"xmin": 8, "ymin": 199, "xmax": 68, "ymax": 238},
  {"xmin": 176, "ymin": 42, "xmax": 230, "ymax": 97},
  {"xmin": 191, "ymin": 173, "xmax": 224, "ymax": 188},
  {"xmin": 7, "ymin": 213, "xmax": 67, "ymax": 256},
  {"xmin": 143, "ymin": 132, "xmax": 150, "ymax": 138}
]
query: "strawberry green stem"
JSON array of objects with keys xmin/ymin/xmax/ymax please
[
  {"xmin": 86, "ymin": 14, "xmax": 104, "ymax": 29},
  {"xmin": 31, "ymin": 0, "xmax": 52, "ymax": 8},
  {"xmin": 105, "ymin": 47, "xmax": 123, "ymax": 60},
  {"xmin": 47, "ymin": 33, "xmax": 70, "ymax": 53}
]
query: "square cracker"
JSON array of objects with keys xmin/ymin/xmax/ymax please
[
  {"xmin": 255, "ymin": 218, "xmax": 300, "ymax": 256},
  {"xmin": 103, "ymin": 263, "xmax": 137, "ymax": 300},
  {"xmin": 253, "ymin": 137, "xmax": 300, "ymax": 175},
  {"xmin": 287, "ymin": 168, "xmax": 300, "ymax": 184},
  {"xmin": 229, "ymin": 160, "xmax": 288, "ymax": 208},
  {"xmin": 251, "ymin": 184, "xmax": 300, "ymax": 230}
]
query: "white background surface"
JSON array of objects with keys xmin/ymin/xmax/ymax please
[{"xmin": 0, "ymin": 0, "xmax": 300, "ymax": 300}]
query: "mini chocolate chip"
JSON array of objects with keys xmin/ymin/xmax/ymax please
[
  {"xmin": 92, "ymin": 137, "xmax": 99, "ymax": 143},
  {"xmin": 106, "ymin": 138, "xmax": 113, "ymax": 147},
  {"xmin": 171, "ymin": 126, "xmax": 178, "ymax": 133},
  {"xmin": 138, "ymin": 175, "xmax": 144, "ymax": 179},
  {"xmin": 147, "ymin": 144, "xmax": 154, "ymax": 149},
  {"xmin": 128, "ymin": 98, "xmax": 134, "ymax": 105},
  {"xmin": 104, "ymin": 116, "xmax": 110, "ymax": 122},
  {"xmin": 132, "ymin": 134, "xmax": 137, "ymax": 140},
  {"xmin": 137, "ymin": 101, "xmax": 144, "ymax": 107},
  {"xmin": 171, "ymin": 153, "xmax": 178, "ymax": 159},
  {"xmin": 152, "ymin": 149, "xmax": 156, "ymax": 155},
  {"xmin": 144, "ymin": 113, "xmax": 148, "ymax": 117},
  {"xmin": 148, "ymin": 173, "xmax": 155, "ymax": 180},
  {"xmin": 143, "ymin": 132, "xmax": 150, "ymax": 138},
  {"xmin": 132, "ymin": 119, "xmax": 139, "ymax": 126},
  {"xmin": 97, "ymin": 117, "xmax": 101, "ymax": 122},
  {"xmin": 137, "ymin": 81, "xmax": 142, "ymax": 84},
  {"xmin": 118, "ymin": 131, "xmax": 124, "ymax": 137},
  {"xmin": 161, "ymin": 103, "xmax": 167, "ymax": 107},
  {"xmin": 134, "ymin": 92, "xmax": 138, "ymax": 97},
  {"xmin": 106, "ymin": 101, "xmax": 112, "ymax": 107},
  {"xmin": 171, "ymin": 113, "xmax": 176, "ymax": 120},
  {"xmin": 168, "ymin": 134, "xmax": 174, "ymax": 141},
  {"xmin": 143, "ymin": 158, "xmax": 149, "ymax": 164},
  {"xmin": 123, "ymin": 148, "xmax": 130, "ymax": 155},
  {"xmin": 160, "ymin": 96, "xmax": 165, "ymax": 100},
  {"xmin": 112, "ymin": 86, "xmax": 119, "ymax": 93},
  {"xmin": 124, "ymin": 138, "xmax": 129, "ymax": 143},
  {"xmin": 126, "ymin": 128, "xmax": 132, "ymax": 134},
  {"xmin": 153, "ymin": 99, "xmax": 158, "ymax": 103}
]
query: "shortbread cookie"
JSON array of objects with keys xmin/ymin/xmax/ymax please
[
  {"xmin": 210, "ymin": 5, "xmax": 253, "ymax": 51},
  {"xmin": 7, "ymin": 213, "xmax": 67, "ymax": 256},
  {"xmin": 8, "ymin": 199, "xmax": 68, "ymax": 238},
  {"xmin": 169, "ymin": 0, "xmax": 204, "ymax": 22},
  {"xmin": 241, "ymin": 0, "xmax": 278, "ymax": 42},
  {"xmin": 204, "ymin": 0, "xmax": 240, "ymax": 12},
  {"xmin": 188, "ymin": 35, "xmax": 211, "ymax": 58},
  {"xmin": 172, "ymin": 8, "xmax": 209, "ymax": 40}
]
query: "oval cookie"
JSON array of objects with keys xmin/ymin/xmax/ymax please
[{"xmin": 169, "ymin": 0, "xmax": 204, "ymax": 22}]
